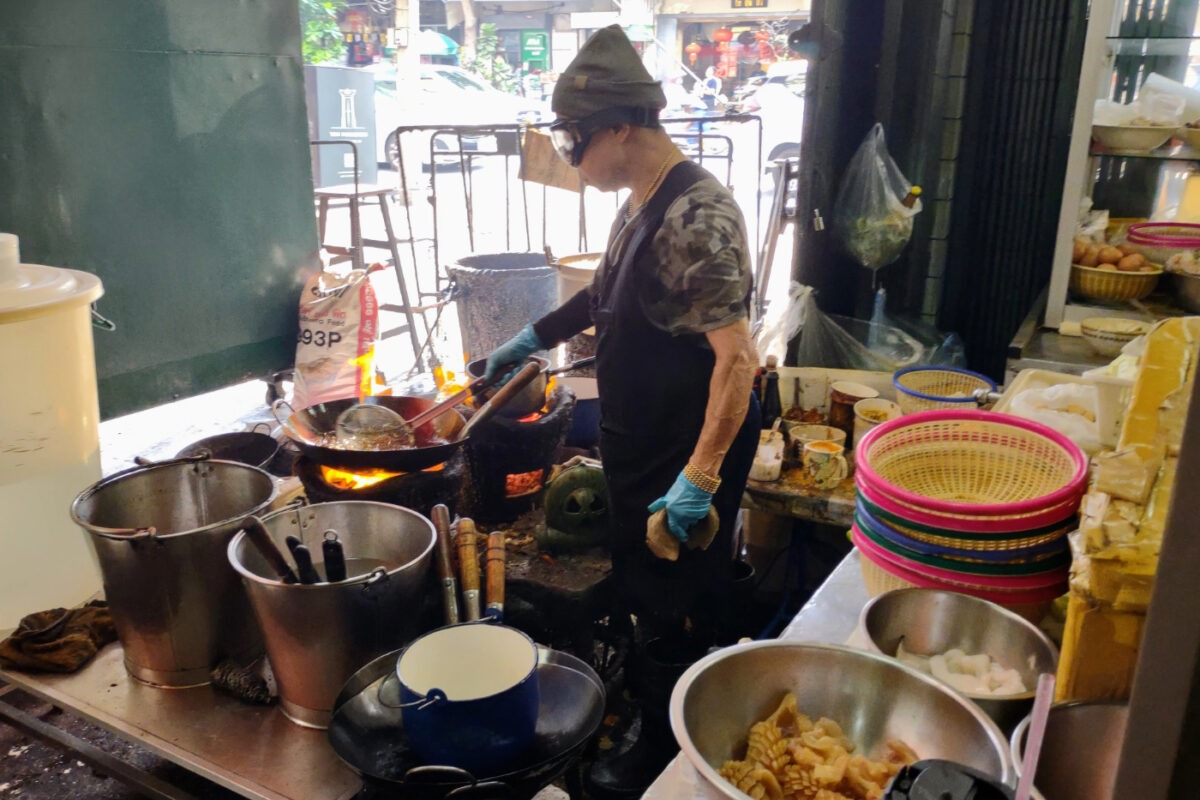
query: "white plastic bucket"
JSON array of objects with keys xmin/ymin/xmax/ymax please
[
  {"xmin": 555, "ymin": 253, "xmax": 601, "ymax": 336},
  {"xmin": 0, "ymin": 233, "xmax": 105, "ymax": 629}
]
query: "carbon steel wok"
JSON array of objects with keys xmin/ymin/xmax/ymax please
[
  {"xmin": 274, "ymin": 395, "xmax": 467, "ymax": 472},
  {"xmin": 273, "ymin": 363, "xmax": 543, "ymax": 472},
  {"xmin": 328, "ymin": 645, "xmax": 604, "ymax": 799}
]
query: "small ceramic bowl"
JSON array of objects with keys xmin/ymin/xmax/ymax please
[{"xmin": 1080, "ymin": 316, "xmax": 1151, "ymax": 357}]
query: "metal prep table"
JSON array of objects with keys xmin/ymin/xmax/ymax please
[
  {"xmin": 0, "ymin": 550, "xmax": 868, "ymax": 800},
  {"xmin": 0, "ymin": 645, "xmax": 360, "ymax": 800}
]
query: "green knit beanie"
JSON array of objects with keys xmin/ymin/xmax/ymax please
[{"xmin": 552, "ymin": 25, "xmax": 667, "ymax": 120}]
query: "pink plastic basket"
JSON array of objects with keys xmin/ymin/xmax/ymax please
[
  {"xmin": 854, "ymin": 409, "xmax": 1088, "ymax": 518},
  {"xmin": 856, "ymin": 480, "xmax": 1081, "ymax": 535},
  {"xmin": 852, "ymin": 526, "xmax": 1068, "ymax": 606}
]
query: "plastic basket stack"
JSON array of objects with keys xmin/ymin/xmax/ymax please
[{"xmin": 852, "ymin": 409, "xmax": 1088, "ymax": 620}]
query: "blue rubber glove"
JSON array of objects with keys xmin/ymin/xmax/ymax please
[
  {"xmin": 648, "ymin": 469, "xmax": 715, "ymax": 543},
  {"xmin": 484, "ymin": 324, "xmax": 544, "ymax": 381}
]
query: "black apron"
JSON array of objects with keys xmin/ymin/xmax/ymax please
[{"xmin": 591, "ymin": 161, "xmax": 761, "ymax": 638}]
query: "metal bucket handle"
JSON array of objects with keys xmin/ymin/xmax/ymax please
[
  {"xmin": 376, "ymin": 670, "xmax": 446, "ymax": 711},
  {"xmin": 89, "ymin": 525, "xmax": 158, "ymax": 542},
  {"xmin": 361, "ymin": 566, "xmax": 390, "ymax": 597},
  {"xmin": 271, "ymin": 399, "xmax": 297, "ymax": 429},
  {"xmin": 132, "ymin": 453, "xmax": 210, "ymax": 469}
]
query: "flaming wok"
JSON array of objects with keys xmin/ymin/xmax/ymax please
[{"xmin": 273, "ymin": 363, "xmax": 545, "ymax": 472}]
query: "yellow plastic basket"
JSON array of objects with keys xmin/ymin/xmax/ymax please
[
  {"xmin": 1069, "ymin": 262, "xmax": 1162, "ymax": 304},
  {"xmin": 892, "ymin": 367, "xmax": 998, "ymax": 415}
]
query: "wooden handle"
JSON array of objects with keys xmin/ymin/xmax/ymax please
[
  {"xmin": 456, "ymin": 520, "xmax": 480, "ymax": 593},
  {"xmin": 431, "ymin": 504, "xmax": 456, "ymax": 582},
  {"xmin": 241, "ymin": 516, "xmax": 298, "ymax": 584},
  {"xmin": 485, "ymin": 531, "xmax": 506, "ymax": 618},
  {"xmin": 457, "ymin": 519, "xmax": 482, "ymax": 621},
  {"xmin": 403, "ymin": 375, "xmax": 488, "ymax": 432},
  {"xmin": 460, "ymin": 362, "xmax": 544, "ymax": 438},
  {"xmin": 431, "ymin": 504, "xmax": 461, "ymax": 625}
]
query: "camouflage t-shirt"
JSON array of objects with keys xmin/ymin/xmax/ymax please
[{"xmin": 594, "ymin": 175, "xmax": 752, "ymax": 336}]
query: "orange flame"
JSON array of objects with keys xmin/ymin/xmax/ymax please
[{"xmin": 319, "ymin": 462, "xmax": 444, "ymax": 490}]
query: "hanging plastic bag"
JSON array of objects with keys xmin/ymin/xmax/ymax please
[
  {"xmin": 762, "ymin": 282, "xmax": 924, "ymax": 371},
  {"xmin": 833, "ymin": 123, "xmax": 923, "ymax": 270}
]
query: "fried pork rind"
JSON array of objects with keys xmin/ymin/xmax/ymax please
[
  {"xmin": 720, "ymin": 760, "xmax": 784, "ymax": 800},
  {"xmin": 717, "ymin": 693, "xmax": 918, "ymax": 800}
]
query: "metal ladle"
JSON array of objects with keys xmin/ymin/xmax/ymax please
[
  {"xmin": 334, "ymin": 402, "xmax": 415, "ymax": 448},
  {"xmin": 332, "ymin": 359, "xmax": 551, "ymax": 448}
]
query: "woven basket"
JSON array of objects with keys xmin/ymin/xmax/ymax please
[
  {"xmin": 854, "ymin": 528, "xmax": 1065, "ymax": 615},
  {"xmin": 855, "ymin": 498, "xmax": 1072, "ymax": 557},
  {"xmin": 855, "ymin": 410, "xmax": 1088, "ymax": 518},
  {"xmin": 857, "ymin": 479, "xmax": 1081, "ymax": 534},
  {"xmin": 892, "ymin": 367, "xmax": 997, "ymax": 415},
  {"xmin": 1069, "ymin": 262, "xmax": 1162, "ymax": 304},
  {"xmin": 853, "ymin": 513, "xmax": 1071, "ymax": 574},
  {"xmin": 857, "ymin": 550, "xmax": 1055, "ymax": 625}
]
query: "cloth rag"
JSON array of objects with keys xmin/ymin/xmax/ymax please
[
  {"xmin": 0, "ymin": 601, "xmax": 117, "ymax": 673},
  {"xmin": 645, "ymin": 507, "xmax": 719, "ymax": 561}
]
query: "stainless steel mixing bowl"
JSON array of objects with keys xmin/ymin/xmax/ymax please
[
  {"xmin": 854, "ymin": 588, "xmax": 1059, "ymax": 734},
  {"xmin": 670, "ymin": 641, "xmax": 1013, "ymax": 799}
]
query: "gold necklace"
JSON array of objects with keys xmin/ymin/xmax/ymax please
[{"xmin": 628, "ymin": 153, "xmax": 677, "ymax": 215}]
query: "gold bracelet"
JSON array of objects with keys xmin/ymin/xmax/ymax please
[{"xmin": 684, "ymin": 463, "xmax": 722, "ymax": 494}]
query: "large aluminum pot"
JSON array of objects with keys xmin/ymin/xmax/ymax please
[
  {"xmin": 394, "ymin": 622, "xmax": 540, "ymax": 774},
  {"xmin": 70, "ymin": 458, "xmax": 276, "ymax": 687},
  {"xmin": 228, "ymin": 501, "xmax": 436, "ymax": 729},
  {"xmin": 670, "ymin": 641, "xmax": 1013, "ymax": 798}
]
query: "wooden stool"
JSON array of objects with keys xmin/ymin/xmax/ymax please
[{"xmin": 314, "ymin": 182, "xmax": 426, "ymax": 364}]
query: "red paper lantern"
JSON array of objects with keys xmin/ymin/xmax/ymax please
[
  {"xmin": 685, "ymin": 41, "xmax": 702, "ymax": 66},
  {"xmin": 713, "ymin": 28, "xmax": 734, "ymax": 44}
]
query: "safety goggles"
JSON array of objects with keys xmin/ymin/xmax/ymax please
[{"xmin": 548, "ymin": 107, "xmax": 658, "ymax": 167}]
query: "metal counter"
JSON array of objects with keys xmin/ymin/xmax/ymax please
[{"xmin": 0, "ymin": 642, "xmax": 360, "ymax": 800}]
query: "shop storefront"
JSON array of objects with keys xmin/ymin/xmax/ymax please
[{"xmin": 657, "ymin": 0, "xmax": 810, "ymax": 96}]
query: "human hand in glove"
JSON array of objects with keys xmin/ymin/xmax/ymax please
[
  {"xmin": 647, "ymin": 467, "xmax": 718, "ymax": 542},
  {"xmin": 484, "ymin": 324, "xmax": 544, "ymax": 382}
]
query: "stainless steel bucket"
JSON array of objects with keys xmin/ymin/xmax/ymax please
[
  {"xmin": 70, "ymin": 458, "xmax": 276, "ymax": 687},
  {"xmin": 228, "ymin": 500, "xmax": 436, "ymax": 729}
]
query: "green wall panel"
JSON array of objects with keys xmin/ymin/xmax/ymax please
[{"xmin": 0, "ymin": 1, "xmax": 319, "ymax": 418}]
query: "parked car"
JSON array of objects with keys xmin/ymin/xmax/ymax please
[{"xmin": 373, "ymin": 65, "xmax": 547, "ymax": 170}]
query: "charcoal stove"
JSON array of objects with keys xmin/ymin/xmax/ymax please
[
  {"xmin": 295, "ymin": 450, "xmax": 466, "ymax": 519},
  {"xmin": 465, "ymin": 386, "xmax": 575, "ymax": 523}
]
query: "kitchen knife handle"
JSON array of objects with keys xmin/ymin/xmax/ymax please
[
  {"xmin": 485, "ymin": 531, "xmax": 506, "ymax": 621},
  {"xmin": 292, "ymin": 544, "xmax": 322, "ymax": 585},
  {"xmin": 431, "ymin": 504, "xmax": 460, "ymax": 625},
  {"xmin": 457, "ymin": 519, "xmax": 482, "ymax": 621},
  {"xmin": 322, "ymin": 532, "xmax": 347, "ymax": 583},
  {"xmin": 241, "ymin": 516, "xmax": 298, "ymax": 584}
]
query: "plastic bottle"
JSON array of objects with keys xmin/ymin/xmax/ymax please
[{"xmin": 761, "ymin": 355, "xmax": 782, "ymax": 429}]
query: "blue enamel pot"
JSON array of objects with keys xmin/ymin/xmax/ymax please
[{"xmin": 394, "ymin": 622, "xmax": 540, "ymax": 774}]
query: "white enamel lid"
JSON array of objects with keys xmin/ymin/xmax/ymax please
[{"xmin": 0, "ymin": 233, "xmax": 104, "ymax": 322}]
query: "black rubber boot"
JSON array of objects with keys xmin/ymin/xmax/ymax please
[
  {"xmin": 715, "ymin": 559, "xmax": 757, "ymax": 645},
  {"xmin": 585, "ymin": 633, "xmax": 709, "ymax": 798}
]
